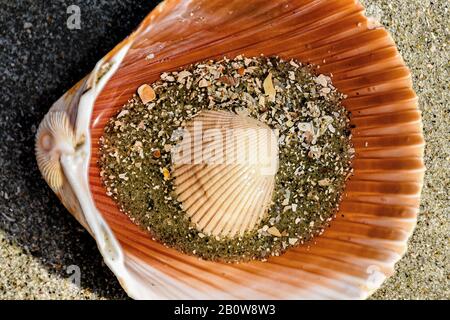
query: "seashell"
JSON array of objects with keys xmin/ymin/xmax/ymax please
[
  {"xmin": 35, "ymin": 111, "xmax": 75, "ymax": 193},
  {"xmin": 172, "ymin": 110, "xmax": 278, "ymax": 238},
  {"xmin": 36, "ymin": 0, "xmax": 425, "ymax": 299}
]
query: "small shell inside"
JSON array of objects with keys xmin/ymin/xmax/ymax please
[{"xmin": 173, "ymin": 110, "xmax": 279, "ymax": 238}]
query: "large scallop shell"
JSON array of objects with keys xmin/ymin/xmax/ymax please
[
  {"xmin": 173, "ymin": 110, "xmax": 278, "ymax": 237},
  {"xmin": 36, "ymin": 0, "xmax": 425, "ymax": 299}
]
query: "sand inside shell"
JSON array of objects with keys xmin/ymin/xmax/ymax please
[{"xmin": 99, "ymin": 55, "xmax": 353, "ymax": 262}]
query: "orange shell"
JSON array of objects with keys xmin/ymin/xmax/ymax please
[{"xmin": 38, "ymin": 0, "xmax": 425, "ymax": 299}]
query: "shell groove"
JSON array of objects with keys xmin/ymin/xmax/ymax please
[{"xmin": 172, "ymin": 110, "xmax": 279, "ymax": 238}]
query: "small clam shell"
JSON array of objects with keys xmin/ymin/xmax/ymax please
[
  {"xmin": 172, "ymin": 110, "xmax": 279, "ymax": 238},
  {"xmin": 35, "ymin": 111, "xmax": 75, "ymax": 192}
]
